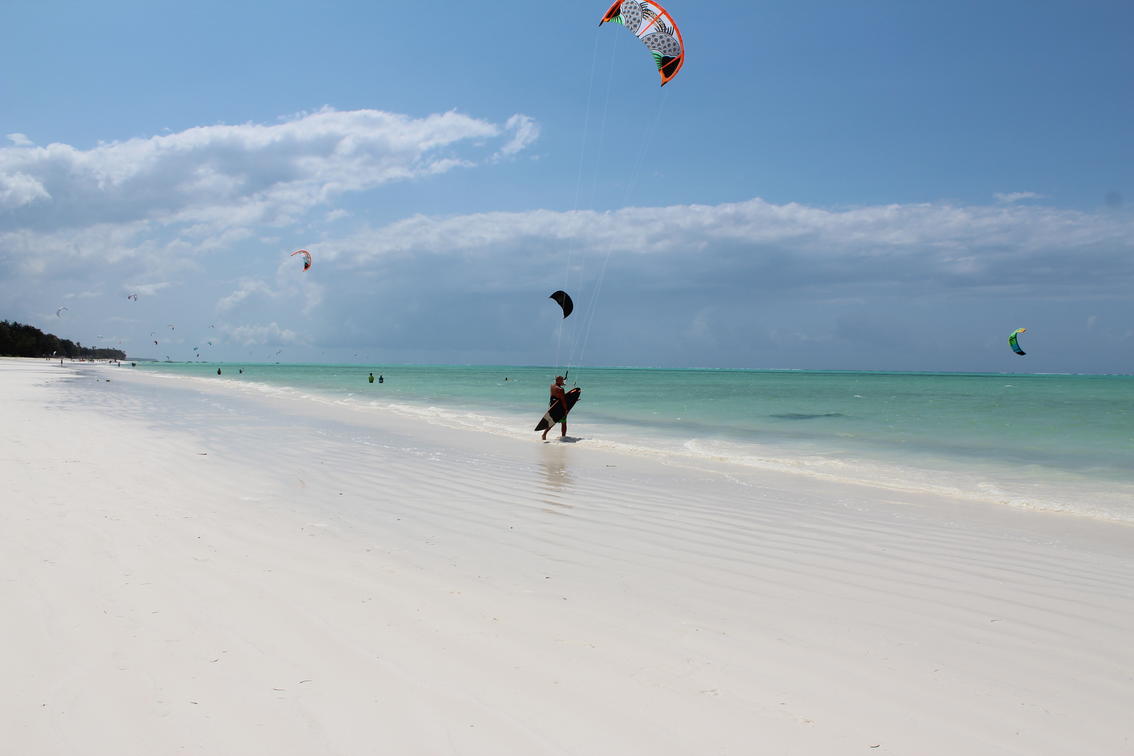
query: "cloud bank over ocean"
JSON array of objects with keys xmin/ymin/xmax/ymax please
[{"xmin": 2, "ymin": 109, "xmax": 1131, "ymax": 370}]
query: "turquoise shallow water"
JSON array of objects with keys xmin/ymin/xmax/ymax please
[{"xmin": 136, "ymin": 362, "xmax": 1134, "ymax": 522}]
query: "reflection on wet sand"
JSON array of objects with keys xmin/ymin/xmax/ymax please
[{"xmin": 538, "ymin": 445, "xmax": 575, "ymax": 508}]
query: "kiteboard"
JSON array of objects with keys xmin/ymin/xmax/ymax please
[{"xmin": 535, "ymin": 387, "xmax": 581, "ymax": 432}]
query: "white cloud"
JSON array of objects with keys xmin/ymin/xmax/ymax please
[
  {"xmin": 334, "ymin": 197, "xmax": 1134, "ymax": 294},
  {"xmin": 221, "ymin": 321, "xmax": 302, "ymax": 347},
  {"xmin": 217, "ymin": 279, "xmax": 274, "ymax": 312},
  {"xmin": 994, "ymin": 191, "xmax": 1044, "ymax": 204},
  {"xmin": 6, "ymin": 133, "xmax": 33, "ymax": 147},
  {"xmin": 493, "ymin": 114, "xmax": 540, "ymax": 160},
  {"xmin": 259, "ymin": 196, "xmax": 1131, "ymax": 370},
  {"xmin": 217, "ymin": 272, "xmax": 323, "ymax": 318},
  {"xmin": 0, "ymin": 171, "xmax": 50, "ymax": 207},
  {"xmin": 0, "ymin": 107, "xmax": 538, "ymax": 273},
  {"xmin": 125, "ymin": 281, "xmax": 173, "ymax": 297}
]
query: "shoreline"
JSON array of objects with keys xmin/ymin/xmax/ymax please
[
  {"xmin": 3, "ymin": 357, "xmax": 1133, "ymax": 754},
  {"xmin": 129, "ymin": 360, "xmax": 1134, "ymax": 525}
]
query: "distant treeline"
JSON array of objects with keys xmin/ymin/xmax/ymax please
[{"xmin": 0, "ymin": 320, "xmax": 127, "ymax": 361}]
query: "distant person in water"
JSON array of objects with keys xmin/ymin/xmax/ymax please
[
  {"xmin": 368, "ymin": 372, "xmax": 374, "ymax": 384},
  {"xmin": 378, "ymin": 374, "xmax": 384, "ymax": 384},
  {"xmin": 217, "ymin": 368, "xmax": 221, "ymax": 375},
  {"xmin": 542, "ymin": 375, "xmax": 570, "ymax": 441}
]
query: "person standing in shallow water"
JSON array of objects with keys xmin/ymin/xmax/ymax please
[
  {"xmin": 542, "ymin": 375, "xmax": 570, "ymax": 441},
  {"xmin": 368, "ymin": 373, "xmax": 374, "ymax": 384}
]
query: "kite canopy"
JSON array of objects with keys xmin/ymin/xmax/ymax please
[
  {"xmin": 600, "ymin": 0, "xmax": 685, "ymax": 86},
  {"xmin": 55, "ymin": 306, "xmax": 68, "ymax": 318},
  {"xmin": 291, "ymin": 249, "xmax": 312, "ymax": 271},
  {"xmin": 127, "ymin": 293, "xmax": 138, "ymax": 301},
  {"xmin": 549, "ymin": 290, "xmax": 574, "ymax": 319},
  {"xmin": 1009, "ymin": 327, "xmax": 1027, "ymax": 356}
]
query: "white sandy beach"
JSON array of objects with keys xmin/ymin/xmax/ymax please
[{"xmin": 3, "ymin": 357, "xmax": 1132, "ymax": 755}]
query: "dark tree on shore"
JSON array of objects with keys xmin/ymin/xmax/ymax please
[{"xmin": 0, "ymin": 320, "xmax": 126, "ymax": 360}]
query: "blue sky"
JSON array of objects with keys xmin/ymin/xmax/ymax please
[{"xmin": 2, "ymin": 0, "xmax": 1131, "ymax": 372}]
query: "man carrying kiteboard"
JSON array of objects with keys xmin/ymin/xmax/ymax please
[
  {"xmin": 542, "ymin": 376, "xmax": 569, "ymax": 441},
  {"xmin": 539, "ymin": 375, "xmax": 580, "ymax": 441}
]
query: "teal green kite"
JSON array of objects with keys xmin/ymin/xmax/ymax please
[{"xmin": 1009, "ymin": 328, "xmax": 1027, "ymax": 356}]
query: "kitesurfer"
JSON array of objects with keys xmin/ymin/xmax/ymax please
[{"xmin": 542, "ymin": 375, "xmax": 570, "ymax": 441}]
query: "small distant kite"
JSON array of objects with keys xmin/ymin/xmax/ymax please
[
  {"xmin": 600, "ymin": 0, "xmax": 685, "ymax": 86},
  {"xmin": 291, "ymin": 249, "xmax": 312, "ymax": 272},
  {"xmin": 168, "ymin": 324, "xmax": 175, "ymax": 330},
  {"xmin": 549, "ymin": 290, "xmax": 574, "ymax": 319},
  {"xmin": 56, "ymin": 306, "xmax": 68, "ymax": 318},
  {"xmin": 127, "ymin": 293, "xmax": 138, "ymax": 301},
  {"xmin": 1009, "ymin": 328, "xmax": 1027, "ymax": 356}
]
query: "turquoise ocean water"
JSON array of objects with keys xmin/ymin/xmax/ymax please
[{"xmin": 136, "ymin": 362, "xmax": 1134, "ymax": 522}]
